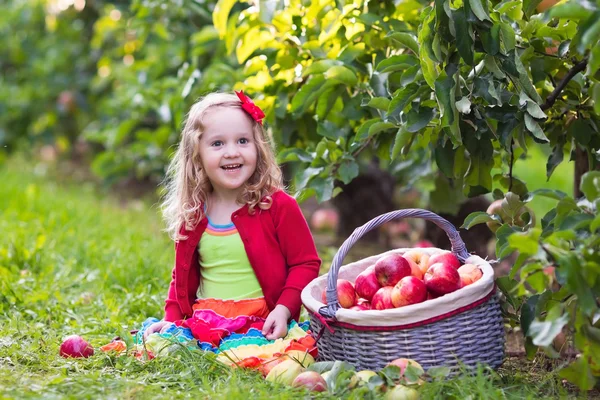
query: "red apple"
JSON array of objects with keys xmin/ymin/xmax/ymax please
[
  {"xmin": 404, "ymin": 257, "xmax": 424, "ymax": 280},
  {"xmin": 357, "ymin": 298, "xmax": 371, "ymax": 308},
  {"xmin": 354, "ymin": 269, "xmax": 381, "ymax": 301},
  {"xmin": 403, "ymin": 249, "xmax": 430, "ymax": 277},
  {"xmin": 387, "ymin": 358, "xmax": 424, "ymax": 376},
  {"xmin": 391, "ymin": 276, "xmax": 427, "ymax": 307},
  {"xmin": 59, "ymin": 335, "xmax": 94, "ymax": 358},
  {"xmin": 426, "ymin": 251, "xmax": 461, "ymax": 270},
  {"xmin": 337, "ymin": 279, "xmax": 356, "ymax": 308},
  {"xmin": 414, "ymin": 240, "xmax": 434, "ymax": 248},
  {"xmin": 424, "ymin": 263, "xmax": 461, "ymax": 295},
  {"xmin": 371, "ymin": 286, "xmax": 395, "ymax": 310},
  {"xmin": 292, "ymin": 371, "xmax": 328, "ymax": 392},
  {"xmin": 374, "ymin": 254, "xmax": 412, "ymax": 287},
  {"xmin": 310, "ymin": 208, "xmax": 339, "ymax": 232},
  {"xmin": 426, "ymin": 291, "xmax": 441, "ymax": 300},
  {"xmin": 457, "ymin": 264, "xmax": 483, "ymax": 287}
]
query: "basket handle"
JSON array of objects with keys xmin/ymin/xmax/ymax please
[{"xmin": 318, "ymin": 208, "xmax": 470, "ymax": 319}]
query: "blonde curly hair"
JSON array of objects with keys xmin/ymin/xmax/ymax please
[{"xmin": 160, "ymin": 92, "xmax": 283, "ymax": 241}]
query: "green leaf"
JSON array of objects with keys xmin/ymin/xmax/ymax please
[
  {"xmin": 310, "ymin": 176, "xmax": 335, "ymax": 202},
  {"xmin": 368, "ymin": 122, "xmax": 397, "ymax": 137},
  {"xmin": 302, "ymin": 60, "xmax": 343, "ymax": 77},
  {"xmin": 338, "ymin": 160, "xmax": 359, "ymax": 184},
  {"xmin": 523, "ymin": 0, "xmax": 542, "ymax": 19},
  {"xmin": 367, "ymin": 97, "xmax": 391, "ymax": 111},
  {"xmin": 528, "ymin": 314, "xmax": 569, "ymax": 347},
  {"xmin": 513, "ymin": 51, "xmax": 543, "ymax": 103},
  {"xmin": 453, "ymin": 9, "xmax": 474, "ymax": 65},
  {"xmin": 507, "ymin": 229, "xmax": 540, "ymax": 255},
  {"xmin": 290, "ymin": 75, "xmax": 326, "ymax": 114},
  {"xmin": 500, "ymin": 23, "xmax": 516, "ymax": 53},
  {"xmin": 593, "ymin": 83, "xmax": 600, "ymax": 115},
  {"xmin": 581, "ymin": 13, "xmax": 600, "ymax": 49},
  {"xmin": 531, "ymin": 188, "xmax": 567, "ymax": 201},
  {"xmin": 548, "ymin": 2, "xmax": 594, "ymax": 19},
  {"xmin": 520, "ymin": 295, "xmax": 539, "ymax": 335},
  {"xmin": 390, "ymin": 128, "xmax": 412, "ymax": 160},
  {"xmin": 307, "ymin": 361, "xmax": 336, "ymax": 374},
  {"xmin": 435, "ymin": 67, "xmax": 461, "ymax": 144},
  {"xmin": 406, "ymin": 107, "xmax": 434, "ymax": 132},
  {"xmin": 468, "ymin": 0, "xmax": 492, "ymax": 21},
  {"xmin": 461, "ymin": 211, "xmax": 495, "ymax": 229},
  {"xmin": 296, "ymin": 167, "xmax": 323, "ymax": 190},
  {"xmin": 484, "ymin": 55, "xmax": 506, "ymax": 78},
  {"xmin": 480, "ymin": 24, "xmax": 500, "ymax": 55},
  {"xmin": 519, "ymin": 92, "xmax": 547, "ymax": 119},
  {"xmin": 387, "ymin": 32, "xmax": 420, "ymax": 54},
  {"xmin": 213, "ymin": 0, "xmax": 237, "ymax": 38},
  {"xmin": 355, "ymin": 119, "xmax": 380, "ymax": 141},
  {"xmin": 277, "ymin": 148, "xmax": 313, "ymax": 163},
  {"xmin": 546, "ymin": 143, "xmax": 564, "ymax": 180},
  {"xmin": 375, "ymin": 55, "xmax": 419, "ymax": 73},
  {"xmin": 559, "ymin": 358, "xmax": 597, "ymax": 391},
  {"xmin": 464, "ymin": 156, "xmax": 493, "ymax": 196},
  {"xmin": 324, "ymin": 66, "xmax": 358, "ymax": 85},
  {"xmin": 434, "ymin": 139, "xmax": 456, "ymax": 178},
  {"xmin": 580, "ymin": 171, "xmax": 600, "ymax": 200},
  {"xmin": 388, "ymin": 84, "xmax": 419, "ymax": 115},
  {"xmin": 524, "ymin": 114, "xmax": 549, "ymax": 143},
  {"xmin": 418, "ymin": 7, "xmax": 440, "ymax": 88}
]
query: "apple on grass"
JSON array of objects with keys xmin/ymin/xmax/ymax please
[
  {"xmin": 391, "ymin": 276, "xmax": 427, "ymax": 307},
  {"xmin": 403, "ymin": 249, "xmax": 430, "ymax": 278},
  {"xmin": 374, "ymin": 254, "xmax": 412, "ymax": 287},
  {"xmin": 426, "ymin": 251, "xmax": 461, "ymax": 270},
  {"xmin": 371, "ymin": 286, "xmax": 395, "ymax": 310},
  {"xmin": 424, "ymin": 263, "xmax": 461, "ymax": 295},
  {"xmin": 354, "ymin": 269, "xmax": 381, "ymax": 301},
  {"xmin": 291, "ymin": 371, "xmax": 327, "ymax": 392},
  {"xmin": 60, "ymin": 335, "xmax": 94, "ymax": 358},
  {"xmin": 457, "ymin": 264, "xmax": 483, "ymax": 287}
]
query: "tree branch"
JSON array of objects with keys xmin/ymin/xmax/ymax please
[{"xmin": 541, "ymin": 59, "xmax": 588, "ymax": 111}]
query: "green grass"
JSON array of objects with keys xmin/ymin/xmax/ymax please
[{"xmin": 0, "ymin": 156, "xmax": 586, "ymax": 399}]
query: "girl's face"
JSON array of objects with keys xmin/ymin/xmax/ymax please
[{"xmin": 198, "ymin": 106, "xmax": 258, "ymax": 198}]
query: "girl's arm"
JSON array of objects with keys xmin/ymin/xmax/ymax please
[
  {"xmin": 164, "ymin": 263, "xmax": 185, "ymax": 322},
  {"xmin": 272, "ymin": 192, "xmax": 322, "ymax": 319}
]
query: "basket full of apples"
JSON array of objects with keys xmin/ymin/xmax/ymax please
[{"xmin": 300, "ymin": 209, "xmax": 504, "ymax": 374}]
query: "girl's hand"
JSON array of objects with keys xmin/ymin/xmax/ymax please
[
  {"xmin": 262, "ymin": 305, "xmax": 291, "ymax": 340},
  {"xmin": 143, "ymin": 320, "xmax": 172, "ymax": 340}
]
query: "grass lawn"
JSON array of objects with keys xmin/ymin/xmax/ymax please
[{"xmin": 0, "ymin": 156, "xmax": 587, "ymax": 399}]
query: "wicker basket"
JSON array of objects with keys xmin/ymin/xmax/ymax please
[{"xmin": 301, "ymin": 209, "xmax": 505, "ymax": 373}]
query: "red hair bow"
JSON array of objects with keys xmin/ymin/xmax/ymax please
[{"xmin": 235, "ymin": 90, "xmax": 265, "ymax": 125}]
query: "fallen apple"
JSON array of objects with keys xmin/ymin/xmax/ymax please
[
  {"xmin": 457, "ymin": 264, "xmax": 483, "ymax": 287},
  {"xmin": 285, "ymin": 350, "xmax": 315, "ymax": 367},
  {"xmin": 355, "ymin": 269, "xmax": 381, "ymax": 301},
  {"xmin": 424, "ymin": 263, "xmax": 461, "ymax": 295},
  {"xmin": 375, "ymin": 254, "xmax": 412, "ymax": 287},
  {"xmin": 59, "ymin": 335, "xmax": 94, "ymax": 358},
  {"xmin": 387, "ymin": 358, "xmax": 424, "ymax": 376},
  {"xmin": 384, "ymin": 384, "xmax": 420, "ymax": 400},
  {"xmin": 350, "ymin": 370, "xmax": 377, "ymax": 387},
  {"xmin": 391, "ymin": 276, "xmax": 427, "ymax": 307},
  {"xmin": 292, "ymin": 371, "xmax": 328, "ymax": 392},
  {"xmin": 426, "ymin": 251, "xmax": 461, "ymax": 270},
  {"xmin": 371, "ymin": 286, "xmax": 395, "ymax": 310},
  {"xmin": 266, "ymin": 359, "xmax": 305, "ymax": 385}
]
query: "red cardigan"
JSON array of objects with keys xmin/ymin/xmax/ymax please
[{"xmin": 164, "ymin": 190, "xmax": 321, "ymax": 322}]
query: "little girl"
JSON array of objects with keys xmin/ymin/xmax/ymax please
[{"xmin": 144, "ymin": 91, "xmax": 321, "ymax": 343}]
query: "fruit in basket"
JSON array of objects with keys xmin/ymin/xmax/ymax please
[
  {"xmin": 403, "ymin": 250, "xmax": 430, "ymax": 277},
  {"xmin": 384, "ymin": 384, "xmax": 420, "ymax": 400},
  {"xmin": 351, "ymin": 298, "xmax": 371, "ymax": 311},
  {"xmin": 265, "ymin": 359, "xmax": 305, "ymax": 385},
  {"xmin": 355, "ymin": 269, "xmax": 381, "ymax": 301},
  {"xmin": 423, "ymin": 263, "xmax": 461, "ymax": 295},
  {"xmin": 374, "ymin": 254, "xmax": 412, "ymax": 287},
  {"xmin": 337, "ymin": 279, "xmax": 356, "ymax": 308},
  {"xmin": 457, "ymin": 264, "xmax": 483, "ymax": 287},
  {"xmin": 291, "ymin": 371, "xmax": 328, "ymax": 392},
  {"xmin": 426, "ymin": 251, "xmax": 461, "ymax": 270},
  {"xmin": 372, "ymin": 286, "xmax": 395, "ymax": 310},
  {"xmin": 391, "ymin": 276, "xmax": 427, "ymax": 307},
  {"xmin": 404, "ymin": 258, "xmax": 424, "ymax": 280}
]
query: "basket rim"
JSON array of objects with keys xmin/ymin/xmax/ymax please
[{"xmin": 309, "ymin": 286, "xmax": 497, "ymax": 332}]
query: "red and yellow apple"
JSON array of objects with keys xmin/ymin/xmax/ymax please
[
  {"xmin": 426, "ymin": 251, "xmax": 461, "ymax": 270},
  {"xmin": 391, "ymin": 276, "xmax": 427, "ymax": 307},
  {"xmin": 424, "ymin": 263, "xmax": 461, "ymax": 295},
  {"xmin": 355, "ymin": 269, "xmax": 381, "ymax": 301},
  {"xmin": 336, "ymin": 279, "xmax": 356, "ymax": 308},
  {"xmin": 403, "ymin": 249, "xmax": 430, "ymax": 277},
  {"xmin": 387, "ymin": 358, "xmax": 425, "ymax": 377},
  {"xmin": 457, "ymin": 264, "xmax": 483, "ymax": 287},
  {"xmin": 291, "ymin": 371, "xmax": 328, "ymax": 392},
  {"xmin": 374, "ymin": 254, "xmax": 412, "ymax": 287},
  {"xmin": 371, "ymin": 286, "xmax": 395, "ymax": 310}
]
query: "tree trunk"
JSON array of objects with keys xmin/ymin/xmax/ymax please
[{"xmin": 332, "ymin": 159, "xmax": 396, "ymax": 242}]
